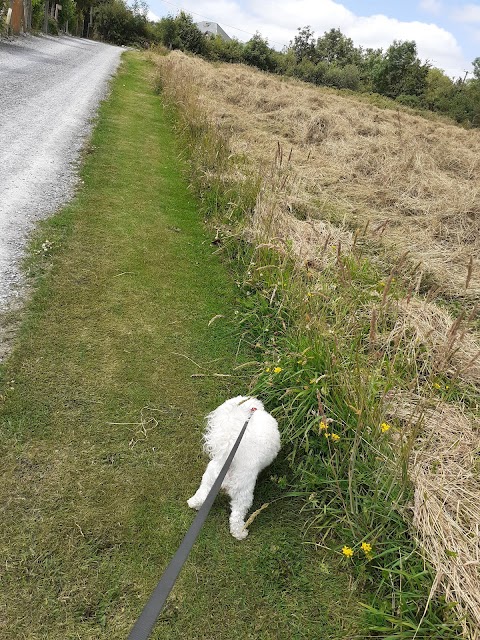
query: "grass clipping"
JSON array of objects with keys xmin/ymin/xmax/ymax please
[
  {"xmin": 388, "ymin": 392, "xmax": 480, "ymax": 639},
  {"xmin": 153, "ymin": 50, "xmax": 479, "ymax": 298},
  {"xmin": 386, "ymin": 298, "xmax": 480, "ymax": 387}
]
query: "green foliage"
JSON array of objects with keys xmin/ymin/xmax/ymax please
[
  {"xmin": 325, "ymin": 63, "xmax": 361, "ymax": 90},
  {"xmin": 242, "ymin": 32, "xmax": 277, "ymax": 72},
  {"xmin": 48, "ymin": 15, "xmax": 58, "ymax": 34},
  {"xmin": 93, "ymin": 0, "xmax": 149, "ymax": 45},
  {"xmin": 175, "ymin": 11, "xmax": 205, "ymax": 55},
  {"xmin": 31, "ymin": 0, "xmax": 44, "ymax": 30},
  {"xmin": 396, "ymin": 93, "xmax": 422, "ymax": 108},
  {"xmin": 290, "ymin": 25, "xmax": 317, "ymax": 63},
  {"xmin": 153, "ymin": 12, "xmax": 206, "ymax": 54},
  {"xmin": 440, "ymin": 80, "xmax": 480, "ymax": 126},
  {"xmin": 373, "ymin": 40, "xmax": 429, "ymax": 98},
  {"xmin": 154, "ymin": 15, "xmax": 178, "ymax": 48},
  {"xmin": 424, "ymin": 68, "xmax": 454, "ymax": 109},
  {"xmin": 293, "ymin": 58, "xmax": 327, "ymax": 84},
  {"xmin": 58, "ymin": 0, "xmax": 77, "ymax": 29},
  {"xmin": 316, "ymin": 27, "xmax": 362, "ymax": 66},
  {"xmin": 204, "ymin": 35, "xmax": 244, "ymax": 63}
]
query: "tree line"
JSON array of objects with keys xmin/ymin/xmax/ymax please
[
  {"xmin": 20, "ymin": 1, "xmax": 480, "ymax": 128},
  {"xmin": 155, "ymin": 13, "xmax": 480, "ymax": 127}
]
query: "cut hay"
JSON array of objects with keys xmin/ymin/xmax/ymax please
[
  {"xmin": 385, "ymin": 298, "xmax": 480, "ymax": 386},
  {"xmin": 251, "ymin": 191, "xmax": 353, "ymax": 270},
  {"xmin": 153, "ymin": 51, "xmax": 480, "ymax": 298},
  {"xmin": 386, "ymin": 392, "xmax": 480, "ymax": 639}
]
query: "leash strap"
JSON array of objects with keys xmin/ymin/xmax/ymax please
[{"xmin": 127, "ymin": 409, "xmax": 256, "ymax": 640}]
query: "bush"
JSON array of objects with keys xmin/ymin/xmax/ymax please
[
  {"xmin": 242, "ymin": 33, "xmax": 277, "ymax": 73},
  {"xmin": 324, "ymin": 63, "xmax": 361, "ymax": 90},
  {"xmin": 31, "ymin": 0, "xmax": 44, "ymax": 30},
  {"xmin": 396, "ymin": 93, "xmax": 422, "ymax": 108},
  {"xmin": 94, "ymin": 0, "xmax": 148, "ymax": 45},
  {"xmin": 204, "ymin": 35, "xmax": 244, "ymax": 63},
  {"xmin": 48, "ymin": 16, "xmax": 58, "ymax": 34}
]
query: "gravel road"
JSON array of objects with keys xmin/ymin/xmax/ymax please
[{"xmin": 0, "ymin": 35, "xmax": 122, "ymax": 328}]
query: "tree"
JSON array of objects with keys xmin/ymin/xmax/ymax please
[
  {"xmin": 155, "ymin": 15, "xmax": 179, "ymax": 49},
  {"xmin": 205, "ymin": 35, "xmax": 244, "ymax": 63},
  {"xmin": 175, "ymin": 11, "xmax": 205, "ymax": 55},
  {"xmin": 472, "ymin": 56, "xmax": 480, "ymax": 80},
  {"xmin": 316, "ymin": 28, "xmax": 361, "ymax": 66},
  {"xmin": 94, "ymin": 0, "xmax": 149, "ymax": 45},
  {"xmin": 424, "ymin": 68, "xmax": 453, "ymax": 110},
  {"xmin": 154, "ymin": 12, "xmax": 206, "ymax": 54},
  {"xmin": 242, "ymin": 33, "xmax": 277, "ymax": 72},
  {"xmin": 373, "ymin": 40, "xmax": 429, "ymax": 98},
  {"xmin": 290, "ymin": 25, "xmax": 317, "ymax": 63}
]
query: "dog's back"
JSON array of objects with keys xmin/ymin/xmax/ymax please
[{"xmin": 203, "ymin": 395, "xmax": 280, "ymax": 466}]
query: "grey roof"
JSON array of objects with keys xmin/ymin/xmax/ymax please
[{"xmin": 196, "ymin": 21, "xmax": 232, "ymax": 42}]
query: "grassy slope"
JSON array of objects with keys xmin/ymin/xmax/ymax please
[{"xmin": 0, "ymin": 53, "xmax": 366, "ymax": 640}]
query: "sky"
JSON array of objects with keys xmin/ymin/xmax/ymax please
[{"xmin": 146, "ymin": 0, "xmax": 480, "ymax": 79}]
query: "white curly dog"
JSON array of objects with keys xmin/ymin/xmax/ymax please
[{"xmin": 187, "ymin": 396, "xmax": 281, "ymax": 540}]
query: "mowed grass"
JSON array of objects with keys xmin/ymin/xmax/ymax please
[{"xmin": 0, "ymin": 53, "xmax": 367, "ymax": 639}]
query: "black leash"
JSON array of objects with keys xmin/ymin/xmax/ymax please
[{"xmin": 127, "ymin": 408, "xmax": 256, "ymax": 640}]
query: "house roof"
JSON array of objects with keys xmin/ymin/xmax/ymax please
[{"xmin": 196, "ymin": 21, "xmax": 232, "ymax": 42}]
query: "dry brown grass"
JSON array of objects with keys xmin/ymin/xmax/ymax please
[
  {"xmin": 387, "ymin": 392, "xmax": 480, "ymax": 639},
  {"xmin": 385, "ymin": 298, "xmax": 480, "ymax": 386},
  {"xmin": 250, "ymin": 190, "xmax": 353, "ymax": 270},
  {"xmin": 155, "ymin": 51, "xmax": 479, "ymax": 298}
]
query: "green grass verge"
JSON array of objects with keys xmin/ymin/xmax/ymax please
[{"xmin": 0, "ymin": 53, "xmax": 368, "ymax": 639}]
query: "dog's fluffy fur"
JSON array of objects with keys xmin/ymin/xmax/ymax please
[{"xmin": 187, "ymin": 396, "xmax": 281, "ymax": 540}]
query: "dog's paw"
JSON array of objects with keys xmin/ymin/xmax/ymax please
[
  {"xmin": 231, "ymin": 527, "xmax": 249, "ymax": 541},
  {"xmin": 187, "ymin": 496, "xmax": 202, "ymax": 510}
]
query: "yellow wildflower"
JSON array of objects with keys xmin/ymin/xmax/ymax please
[
  {"xmin": 433, "ymin": 382, "xmax": 441, "ymax": 390},
  {"xmin": 266, "ymin": 367, "xmax": 271, "ymax": 373},
  {"xmin": 361, "ymin": 542, "xmax": 372, "ymax": 554},
  {"xmin": 319, "ymin": 421, "xmax": 328, "ymax": 430},
  {"xmin": 331, "ymin": 433, "xmax": 340, "ymax": 442},
  {"xmin": 273, "ymin": 366, "xmax": 282, "ymax": 374},
  {"xmin": 324, "ymin": 432, "xmax": 331, "ymax": 438},
  {"xmin": 380, "ymin": 422, "xmax": 391, "ymax": 433},
  {"xmin": 342, "ymin": 546, "xmax": 354, "ymax": 558}
]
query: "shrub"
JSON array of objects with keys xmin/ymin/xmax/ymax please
[
  {"xmin": 396, "ymin": 93, "xmax": 422, "ymax": 108},
  {"xmin": 242, "ymin": 33, "xmax": 277, "ymax": 73}
]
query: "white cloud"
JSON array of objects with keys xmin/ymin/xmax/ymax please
[
  {"xmin": 150, "ymin": 0, "xmax": 469, "ymax": 77},
  {"xmin": 148, "ymin": 9, "xmax": 160, "ymax": 21},
  {"xmin": 419, "ymin": 0, "xmax": 442, "ymax": 14},
  {"xmin": 452, "ymin": 4, "xmax": 480, "ymax": 22}
]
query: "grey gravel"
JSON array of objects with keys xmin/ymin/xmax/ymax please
[
  {"xmin": 0, "ymin": 35, "xmax": 122, "ymax": 299},
  {"xmin": 0, "ymin": 34, "xmax": 122, "ymax": 357}
]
